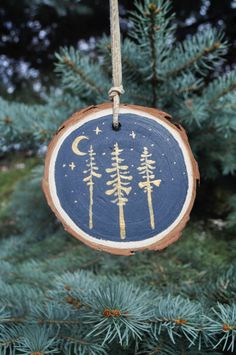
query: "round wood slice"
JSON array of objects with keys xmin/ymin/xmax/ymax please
[{"xmin": 43, "ymin": 103, "xmax": 199, "ymax": 255}]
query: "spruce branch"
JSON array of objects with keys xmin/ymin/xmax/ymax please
[
  {"xmin": 0, "ymin": 318, "xmax": 26, "ymax": 324},
  {"xmin": 60, "ymin": 333, "xmax": 108, "ymax": 355},
  {"xmin": 98, "ymin": 36, "xmax": 143, "ymax": 83},
  {"xmin": 206, "ymin": 70, "xmax": 236, "ymax": 105},
  {"xmin": 205, "ymin": 266, "xmax": 236, "ymax": 304},
  {"xmin": 0, "ymin": 327, "xmax": 20, "ymax": 354},
  {"xmin": 151, "ymin": 295, "xmax": 202, "ymax": 346},
  {"xmin": 61, "ymin": 55, "xmax": 102, "ymax": 95},
  {"xmin": 215, "ymin": 103, "xmax": 236, "ymax": 111},
  {"xmin": 55, "ymin": 47, "xmax": 107, "ymax": 101},
  {"xmin": 129, "ymin": 0, "xmax": 175, "ymax": 102},
  {"xmin": 30, "ymin": 302, "xmax": 82, "ymax": 330},
  {"xmin": 0, "ymin": 94, "xmax": 83, "ymax": 149},
  {"xmin": 165, "ymin": 29, "xmax": 226, "ymax": 77},
  {"xmin": 0, "ymin": 264, "xmax": 236, "ymax": 353},
  {"xmin": 206, "ymin": 303, "xmax": 236, "ymax": 352},
  {"xmin": 37, "ymin": 319, "xmax": 81, "ymax": 325},
  {"xmin": 15, "ymin": 326, "xmax": 59, "ymax": 354},
  {"xmin": 83, "ymin": 282, "xmax": 151, "ymax": 346}
]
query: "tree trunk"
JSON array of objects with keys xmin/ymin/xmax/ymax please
[
  {"xmin": 147, "ymin": 189, "xmax": 155, "ymax": 229},
  {"xmin": 119, "ymin": 204, "xmax": 126, "ymax": 239},
  {"xmin": 89, "ymin": 183, "xmax": 93, "ymax": 229}
]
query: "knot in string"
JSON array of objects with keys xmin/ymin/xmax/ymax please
[
  {"xmin": 109, "ymin": 0, "xmax": 124, "ymax": 130},
  {"xmin": 108, "ymin": 85, "xmax": 125, "ymax": 98}
]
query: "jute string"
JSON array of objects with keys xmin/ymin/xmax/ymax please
[{"xmin": 109, "ymin": 0, "xmax": 124, "ymax": 129}]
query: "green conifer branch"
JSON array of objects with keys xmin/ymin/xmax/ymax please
[
  {"xmin": 168, "ymin": 40, "xmax": 224, "ymax": 77},
  {"xmin": 0, "ymin": 317, "xmax": 26, "ymax": 324},
  {"xmin": 37, "ymin": 319, "xmax": 82, "ymax": 325},
  {"xmin": 208, "ymin": 81, "xmax": 236, "ymax": 105},
  {"xmin": 61, "ymin": 55, "xmax": 103, "ymax": 96},
  {"xmin": 55, "ymin": 47, "xmax": 107, "ymax": 101}
]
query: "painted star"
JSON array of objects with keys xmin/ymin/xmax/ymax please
[
  {"xmin": 69, "ymin": 162, "xmax": 76, "ymax": 171},
  {"xmin": 94, "ymin": 126, "xmax": 102, "ymax": 135},
  {"xmin": 130, "ymin": 131, "xmax": 136, "ymax": 139}
]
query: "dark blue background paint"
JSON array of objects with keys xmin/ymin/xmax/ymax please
[{"xmin": 55, "ymin": 113, "xmax": 188, "ymax": 242}]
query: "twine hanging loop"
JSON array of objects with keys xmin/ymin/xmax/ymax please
[{"xmin": 109, "ymin": 0, "xmax": 124, "ymax": 129}]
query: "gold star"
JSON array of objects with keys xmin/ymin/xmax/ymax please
[
  {"xmin": 69, "ymin": 162, "xmax": 76, "ymax": 171},
  {"xmin": 94, "ymin": 126, "xmax": 102, "ymax": 135},
  {"xmin": 130, "ymin": 131, "xmax": 136, "ymax": 139}
]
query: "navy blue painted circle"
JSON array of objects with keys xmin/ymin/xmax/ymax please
[{"xmin": 54, "ymin": 113, "xmax": 189, "ymax": 242}]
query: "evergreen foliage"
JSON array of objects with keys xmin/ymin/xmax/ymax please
[
  {"xmin": 0, "ymin": 0, "xmax": 235, "ymax": 353},
  {"xmin": 1, "ymin": 0, "xmax": 236, "ymax": 180},
  {"xmin": 0, "ymin": 165, "xmax": 235, "ymax": 354}
]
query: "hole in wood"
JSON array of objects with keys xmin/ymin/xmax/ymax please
[{"xmin": 112, "ymin": 122, "xmax": 121, "ymax": 131}]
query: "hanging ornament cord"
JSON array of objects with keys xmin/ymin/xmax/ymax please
[{"xmin": 109, "ymin": 0, "xmax": 124, "ymax": 130}]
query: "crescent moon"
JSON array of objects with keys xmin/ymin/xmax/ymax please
[{"xmin": 72, "ymin": 136, "xmax": 89, "ymax": 156}]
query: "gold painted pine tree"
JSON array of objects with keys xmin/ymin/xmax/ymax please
[
  {"xmin": 105, "ymin": 143, "xmax": 133, "ymax": 239},
  {"xmin": 138, "ymin": 147, "xmax": 161, "ymax": 230},
  {"xmin": 83, "ymin": 145, "xmax": 102, "ymax": 229}
]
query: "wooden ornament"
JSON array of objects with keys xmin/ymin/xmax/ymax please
[{"xmin": 43, "ymin": 103, "xmax": 199, "ymax": 255}]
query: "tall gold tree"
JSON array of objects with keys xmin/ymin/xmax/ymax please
[
  {"xmin": 138, "ymin": 147, "xmax": 161, "ymax": 230},
  {"xmin": 105, "ymin": 143, "xmax": 133, "ymax": 239},
  {"xmin": 83, "ymin": 145, "xmax": 102, "ymax": 229}
]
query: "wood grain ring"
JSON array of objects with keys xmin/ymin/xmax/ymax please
[{"xmin": 42, "ymin": 103, "xmax": 199, "ymax": 255}]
